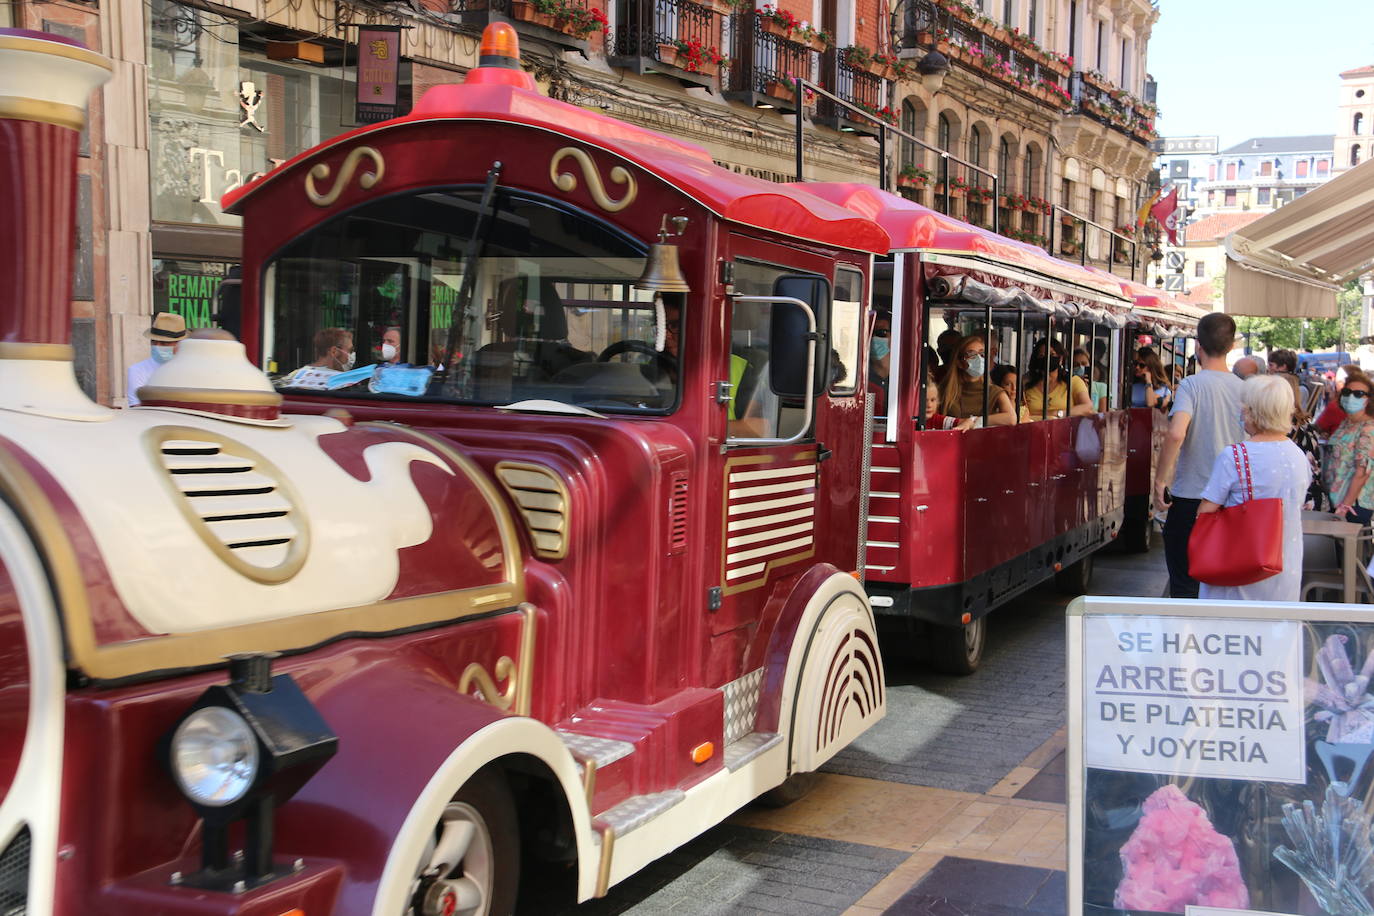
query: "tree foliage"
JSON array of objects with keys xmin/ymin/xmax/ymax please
[{"xmin": 1235, "ymin": 281, "xmax": 1364, "ymax": 352}]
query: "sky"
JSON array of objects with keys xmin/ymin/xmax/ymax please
[{"xmin": 1148, "ymin": 0, "xmax": 1374, "ymax": 150}]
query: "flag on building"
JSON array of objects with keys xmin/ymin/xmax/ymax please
[
  {"xmin": 1136, "ymin": 187, "xmax": 1162, "ymax": 229},
  {"xmin": 1150, "ymin": 186, "xmax": 1181, "ymax": 245}
]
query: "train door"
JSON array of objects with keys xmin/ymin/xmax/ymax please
[{"xmin": 707, "ymin": 241, "xmax": 859, "ymax": 684}]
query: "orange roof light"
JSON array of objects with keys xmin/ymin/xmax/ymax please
[{"xmin": 479, "ymin": 22, "xmax": 521, "ymax": 67}]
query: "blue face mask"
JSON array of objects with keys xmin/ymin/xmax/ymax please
[
  {"xmin": 966, "ymin": 354, "xmax": 985, "ymax": 378},
  {"xmin": 871, "ymin": 338, "xmax": 890, "ymax": 361},
  {"xmin": 151, "ymin": 345, "xmax": 175, "ymax": 364},
  {"xmin": 1074, "ymin": 365, "xmax": 1089, "ymax": 377},
  {"xmin": 1342, "ymin": 394, "xmax": 1367, "ymax": 415}
]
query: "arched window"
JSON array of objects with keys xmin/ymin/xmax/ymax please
[
  {"xmin": 938, "ymin": 113, "xmax": 953, "ymax": 151},
  {"xmin": 1355, "ymin": 112, "xmax": 1365, "ymax": 135},
  {"xmin": 1355, "ymin": 144, "xmax": 1364, "ymax": 167},
  {"xmin": 900, "ymin": 99, "xmax": 928, "ymax": 170}
]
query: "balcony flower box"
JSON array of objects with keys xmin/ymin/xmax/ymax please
[
  {"xmin": 763, "ymin": 79, "xmax": 796, "ymax": 102},
  {"xmin": 658, "ymin": 42, "xmax": 683, "ymax": 67},
  {"xmin": 934, "ymin": 182, "xmax": 966, "ymax": 199},
  {"xmin": 1060, "ymin": 241, "xmax": 1080, "ymax": 256},
  {"xmin": 898, "ymin": 175, "xmax": 929, "ymax": 189},
  {"xmin": 759, "ymin": 16, "xmax": 791, "ymax": 40}
]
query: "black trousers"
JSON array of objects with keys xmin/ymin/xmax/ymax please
[{"xmin": 1162, "ymin": 496, "xmax": 1201, "ymax": 599}]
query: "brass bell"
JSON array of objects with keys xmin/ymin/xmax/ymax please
[{"xmin": 635, "ymin": 215, "xmax": 691, "ymax": 293}]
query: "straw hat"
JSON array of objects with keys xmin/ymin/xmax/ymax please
[{"xmin": 144, "ymin": 312, "xmax": 187, "ymax": 341}]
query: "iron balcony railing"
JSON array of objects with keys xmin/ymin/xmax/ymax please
[
  {"xmin": 725, "ymin": 13, "xmax": 815, "ymax": 98},
  {"xmin": 815, "ymin": 47, "xmax": 885, "ymax": 133},
  {"xmin": 895, "ymin": 0, "xmax": 1069, "ymax": 104},
  {"xmin": 610, "ymin": 0, "xmax": 717, "ymax": 67},
  {"xmin": 1070, "ymin": 73, "xmax": 1155, "ymax": 145}
]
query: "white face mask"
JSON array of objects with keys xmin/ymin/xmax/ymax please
[
  {"xmin": 151, "ymin": 344, "xmax": 175, "ymax": 364},
  {"xmin": 381, "ymin": 343, "xmax": 398, "ymax": 362},
  {"xmin": 342, "ymin": 351, "xmax": 356, "ymax": 371}
]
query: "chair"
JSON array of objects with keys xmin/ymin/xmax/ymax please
[{"xmin": 1302, "ymin": 526, "xmax": 1374, "ymax": 603}]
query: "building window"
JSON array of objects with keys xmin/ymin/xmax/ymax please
[
  {"xmin": 1068, "ymin": 0, "xmax": 1078, "ymax": 61},
  {"xmin": 1224, "ymin": 189, "xmax": 1236, "ymax": 207},
  {"xmin": 1095, "ymin": 20, "xmax": 1104, "ymax": 69},
  {"xmin": 1225, "ymin": 162, "xmax": 1236, "ymax": 180},
  {"xmin": 1356, "ymin": 112, "xmax": 1365, "ymax": 135},
  {"xmin": 1317, "ymin": 158, "xmax": 1329, "ymax": 175},
  {"xmin": 999, "ymin": 136, "xmax": 1015, "ymax": 191},
  {"xmin": 1061, "ymin": 178, "xmax": 1072, "ymax": 212},
  {"xmin": 1296, "ymin": 159, "xmax": 1309, "ymax": 178},
  {"xmin": 1356, "ymin": 145, "xmax": 1364, "ymax": 167},
  {"xmin": 1120, "ymin": 38, "xmax": 1128, "ymax": 86},
  {"xmin": 1089, "ymin": 188, "xmax": 1099, "ymax": 221},
  {"xmin": 938, "ymin": 113, "xmax": 952, "ymax": 151},
  {"xmin": 1260, "ymin": 160, "xmax": 1272, "ymax": 176},
  {"xmin": 1003, "ymin": 0, "xmax": 1013, "ymax": 26},
  {"xmin": 1027, "ymin": 0, "xmax": 1037, "ymax": 38},
  {"xmin": 1257, "ymin": 188, "xmax": 1271, "ymax": 205},
  {"xmin": 1023, "ymin": 144, "xmax": 1040, "ymax": 196},
  {"xmin": 1207, "ymin": 190, "xmax": 1215, "ymax": 204},
  {"xmin": 1208, "ymin": 163, "xmax": 1216, "ymax": 181},
  {"xmin": 900, "ymin": 99, "xmax": 927, "ymax": 171},
  {"xmin": 1194, "ymin": 261, "xmax": 1205, "ymax": 278}
]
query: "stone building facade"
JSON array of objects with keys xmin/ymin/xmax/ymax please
[{"xmin": 3, "ymin": 0, "xmax": 1158, "ymax": 404}]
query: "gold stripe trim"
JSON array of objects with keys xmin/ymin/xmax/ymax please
[
  {"xmin": 137, "ymin": 386, "xmax": 283, "ymax": 407},
  {"xmin": 594, "ymin": 825, "xmax": 616, "ymax": 897},
  {"xmin": 0, "ymin": 342, "xmax": 74, "ymax": 361},
  {"xmin": 0, "ymin": 35, "xmax": 113, "ymax": 71},
  {"xmin": 0, "ymin": 98, "xmax": 85, "ymax": 131},
  {"xmin": 0, "ymin": 431, "xmax": 525, "ymax": 683}
]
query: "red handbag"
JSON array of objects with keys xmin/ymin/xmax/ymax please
[{"xmin": 1187, "ymin": 443, "xmax": 1285, "ymax": 587}]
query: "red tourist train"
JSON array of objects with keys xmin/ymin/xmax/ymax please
[
  {"xmin": 1, "ymin": 25, "xmax": 890, "ymax": 915},
  {"xmin": 791, "ymin": 184, "xmax": 1203, "ymax": 672}
]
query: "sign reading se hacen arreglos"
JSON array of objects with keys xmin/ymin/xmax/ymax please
[
  {"xmin": 1069, "ymin": 598, "xmax": 1374, "ymax": 916},
  {"xmin": 1083, "ymin": 615, "xmax": 1304, "ymax": 783}
]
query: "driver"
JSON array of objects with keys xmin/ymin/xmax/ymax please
[{"xmin": 278, "ymin": 327, "xmax": 354, "ymax": 389}]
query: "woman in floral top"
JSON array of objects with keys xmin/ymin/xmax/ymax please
[{"xmin": 1324, "ymin": 369, "xmax": 1374, "ymax": 524}]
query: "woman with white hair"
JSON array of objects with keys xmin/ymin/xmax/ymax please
[{"xmin": 1195, "ymin": 375, "xmax": 1312, "ymax": 601}]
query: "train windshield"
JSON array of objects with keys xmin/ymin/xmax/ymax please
[{"xmin": 262, "ymin": 187, "xmax": 680, "ymax": 413}]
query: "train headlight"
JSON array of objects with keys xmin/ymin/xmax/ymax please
[
  {"xmin": 170, "ymin": 706, "xmax": 260, "ymax": 807},
  {"xmin": 161, "ymin": 654, "xmax": 338, "ymax": 891}
]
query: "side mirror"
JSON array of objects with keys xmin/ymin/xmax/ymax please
[{"xmin": 770, "ymin": 275, "xmax": 828, "ymax": 399}]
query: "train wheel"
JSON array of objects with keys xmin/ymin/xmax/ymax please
[
  {"xmin": 927, "ymin": 616, "xmax": 986, "ymax": 675},
  {"xmin": 1055, "ymin": 551, "xmax": 1095, "ymax": 595},
  {"xmin": 408, "ymin": 767, "xmax": 520, "ymax": 916}
]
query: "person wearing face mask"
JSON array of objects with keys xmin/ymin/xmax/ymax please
[
  {"xmin": 1073, "ymin": 347, "xmax": 1108, "ymax": 411},
  {"xmin": 379, "ymin": 327, "xmax": 402, "ymax": 365},
  {"xmin": 127, "ymin": 312, "xmax": 187, "ymax": 406},
  {"xmin": 868, "ymin": 313, "xmax": 892, "ymax": 412},
  {"xmin": 1023, "ymin": 339, "xmax": 1094, "ymax": 419},
  {"xmin": 936, "ymin": 333, "xmax": 1016, "ymax": 425},
  {"xmin": 1322, "ymin": 369, "xmax": 1374, "ymax": 523},
  {"xmin": 278, "ymin": 327, "xmax": 355, "ymax": 390}
]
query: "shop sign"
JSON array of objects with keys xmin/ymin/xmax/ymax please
[
  {"xmin": 153, "ymin": 260, "xmax": 230, "ymax": 329},
  {"xmin": 1069, "ymin": 598, "xmax": 1374, "ymax": 916},
  {"xmin": 356, "ymin": 26, "xmax": 401, "ymax": 124}
]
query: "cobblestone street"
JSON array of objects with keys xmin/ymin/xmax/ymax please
[{"xmin": 563, "ymin": 541, "xmax": 1169, "ymax": 916}]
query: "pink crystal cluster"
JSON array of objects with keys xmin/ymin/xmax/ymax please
[{"xmin": 1114, "ymin": 784, "xmax": 1250, "ymax": 913}]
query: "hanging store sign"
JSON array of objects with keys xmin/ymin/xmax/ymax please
[
  {"xmin": 355, "ymin": 26, "xmax": 401, "ymax": 124},
  {"xmin": 1069, "ymin": 597, "xmax": 1374, "ymax": 916}
]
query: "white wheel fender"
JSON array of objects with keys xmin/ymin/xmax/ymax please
[
  {"xmin": 776, "ymin": 573, "xmax": 886, "ymax": 774},
  {"xmin": 0, "ymin": 500, "xmax": 67, "ymax": 916},
  {"xmin": 370, "ymin": 716, "xmax": 597, "ymax": 915}
]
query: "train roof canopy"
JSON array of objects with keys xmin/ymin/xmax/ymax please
[
  {"xmin": 222, "ymin": 32, "xmax": 889, "ymax": 254},
  {"xmin": 791, "ymin": 182, "xmax": 1129, "ymax": 302}
]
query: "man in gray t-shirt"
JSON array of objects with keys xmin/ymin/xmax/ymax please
[{"xmin": 1153, "ymin": 313, "xmax": 1245, "ymax": 598}]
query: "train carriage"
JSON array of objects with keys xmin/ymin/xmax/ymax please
[
  {"xmin": 793, "ymin": 183, "xmax": 1146, "ymax": 673},
  {"xmin": 0, "ymin": 25, "xmax": 889, "ymax": 915}
]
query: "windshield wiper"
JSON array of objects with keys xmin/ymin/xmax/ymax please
[
  {"xmin": 494, "ymin": 399, "xmax": 607, "ymax": 419},
  {"xmin": 438, "ymin": 162, "xmax": 503, "ymax": 398}
]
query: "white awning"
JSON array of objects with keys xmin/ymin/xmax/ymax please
[{"xmin": 1222, "ymin": 157, "xmax": 1374, "ymax": 317}]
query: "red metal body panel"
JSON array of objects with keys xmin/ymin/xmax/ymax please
[
  {"xmin": 1125, "ymin": 407, "xmax": 1166, "ymax": 498},
  {"xmin": 54, "ymin": 615, "xmax": 528, "ymax": 915},
  {"xmin": 0, "ymin": 555, "xmax": 27, "ymax": 803}
]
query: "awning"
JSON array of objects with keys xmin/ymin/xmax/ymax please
[{"xmin": 1222, "ymin": 157, "xmax": 1374, "ymax": 317}]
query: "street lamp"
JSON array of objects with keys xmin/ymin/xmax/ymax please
[{"xmin": 889, "ymin": 0, "xmax": 952, "ymax": 92}]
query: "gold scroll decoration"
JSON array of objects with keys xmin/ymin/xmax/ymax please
[
  {"xmin": 549, "ymin": 147, "xmax": 636, "ymax": 213},
  {"xmin": 457, "ymin": 603, "xmax": 538, "ymax": 716},
  {"xmin": 305, "ymin": 146, "xmax": 385, "ymax": 207}
]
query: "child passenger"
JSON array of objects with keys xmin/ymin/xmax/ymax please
[{"xmin": 926, "ymin": 382, "xmax": 977, "ymax": 431}]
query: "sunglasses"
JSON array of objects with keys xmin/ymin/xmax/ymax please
[
  {"xmin": 873, "ymin": 328, "xmax": 891, "ymax": 338},
  {"xmin": 1342, "ymin": 389, "xmax": 1371, "ymax": 399}
]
